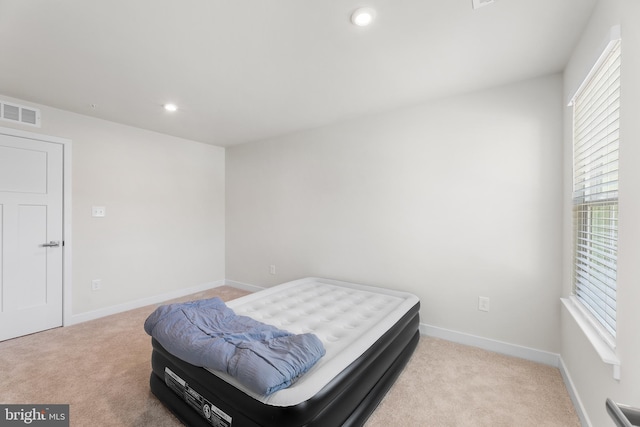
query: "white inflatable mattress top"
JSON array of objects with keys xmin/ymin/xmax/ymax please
[{"xmin": 208, "ymin": 277, "xmax": 419, "ymax": 407}]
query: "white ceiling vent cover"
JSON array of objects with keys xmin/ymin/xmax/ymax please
[
  {"xmin": 0, "ymin": 100, "xmax": 41, "ymax": 127},
  {"xmin": 472, "ymin": 0, "xmax": 495, "ymax": 9}
]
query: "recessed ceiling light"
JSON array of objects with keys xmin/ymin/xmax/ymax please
[
  {"xmin": 164, "ymin": 103, "xmax": 178, "ymax": 112},
  {"xmin": 351, "ymin": 7, "xmax": 376, "ymax": 27}
]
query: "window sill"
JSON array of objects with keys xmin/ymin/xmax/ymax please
[{"xmin": 561, "ymin": 297, "xmax": 620, "ymax": 380}]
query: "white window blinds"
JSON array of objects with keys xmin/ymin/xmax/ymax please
[{"xmin": 571, "ymin": 39, "xmax": 621, "ymax": 339}]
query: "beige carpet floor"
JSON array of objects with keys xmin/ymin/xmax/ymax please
[{"xmin": 0, "ymin": 286, "xmax": 579, "ymax": 426}]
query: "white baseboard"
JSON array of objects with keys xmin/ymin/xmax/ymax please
[
  {"xmin": 220, "ymin": 280, "xmax": 562, "ymax": 368},
  {"xmin": 64, "ymin": 277, "xmax": 586, "ymax": 425},
  {"xmin": 559, "ymin": 356, "xmax": 591, "ymax": 427},
  {"xmin": 420, "ymin": 324, "xmax": 590, "ymax": 425},
  {"xmin": 65, "ymin": 280, "xmax": 226, "ymax": 325},
  {"xmin": 420, "ymin": 323, "xmax": 561, "ymax": 367},
  {"xmin": 224, "ymin": 279, "xmax": 265, "ymax": 293}
]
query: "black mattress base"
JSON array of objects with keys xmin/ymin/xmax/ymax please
[
  {"xmin": 151, "ymin": 330, "xmax": 418, "ymax": 427},
  {"xmin": 150, "ymin": 301, "xmax": 420, "ymax": 427}
]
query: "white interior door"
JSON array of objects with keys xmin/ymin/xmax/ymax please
[{"xmin": 0, "ymin": 133, "xmax": 63, "ymax": 341}]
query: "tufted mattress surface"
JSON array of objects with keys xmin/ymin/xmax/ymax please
[{"xmin": 208, "ymin": 277, "xmax": 420, "ymax": 407}]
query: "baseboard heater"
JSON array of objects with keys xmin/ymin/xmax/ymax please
[{"xmin": 607, "ymin": 398, "xmax": 640, "ymax": 427}]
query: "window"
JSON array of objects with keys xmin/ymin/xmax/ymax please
[{"xmin": 571, "ymin": 38, "xmax": 621, "ymax": 342}]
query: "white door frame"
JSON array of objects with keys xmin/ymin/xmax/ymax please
[{"xmin": 0, "ymin": 126, "xmax": 72, "ymax": 327}]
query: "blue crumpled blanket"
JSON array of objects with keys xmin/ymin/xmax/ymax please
[{"xmin": 144, "ymin": 297, "xmax": 325, "ymax": 396}]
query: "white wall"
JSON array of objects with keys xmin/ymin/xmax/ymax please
[
  {"xmin": 561, "ymin": 0, "xmax": 640, "ymax": 425},
  {"xmin": 227, "ymin": 74, "xmax": 564, "ymax": 353},
  {"xmin": 0, "ymin": 95, "xmax": 226, "ymax": 317}
]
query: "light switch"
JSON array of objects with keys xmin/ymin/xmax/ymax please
[{"xmin": 92, "ymin": 206, "xmax": 106, "ymax": 217}]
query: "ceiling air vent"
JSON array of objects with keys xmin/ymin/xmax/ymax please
[{"xmin": 0, "ymin": 100, "xmax": 41, "ymax": 127}]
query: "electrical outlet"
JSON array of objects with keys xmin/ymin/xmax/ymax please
[
  {"xmin": 472, "ymin": 0, "xmax": 495, "ymax": 10},
  {"xmin": 92, "ymin": 206, "xmax": 106, "ymax": 217},
  {"xmin": 478, "ymin": 296, "xmax": 490, "ymax": 312},
  {"xmin": 269, "ymin": 265, "xmax": 276, "ymax": 275},
  {"xmin": 92, "ymin": 279, "xmax": 101, "ymax": 291}
]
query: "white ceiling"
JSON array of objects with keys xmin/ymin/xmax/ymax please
[{"xmin": 0, "ymin": 0, "xmax": 597, "ymax": 147}]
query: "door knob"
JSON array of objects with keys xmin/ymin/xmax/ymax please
[{"xmin": 41, "ymin": 241, "xmax": 61, "ymax": 247}]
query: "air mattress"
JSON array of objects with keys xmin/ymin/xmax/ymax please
[{"xmin": 149, "ymin": 277, "xmax": 420, "ymax": 426}]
